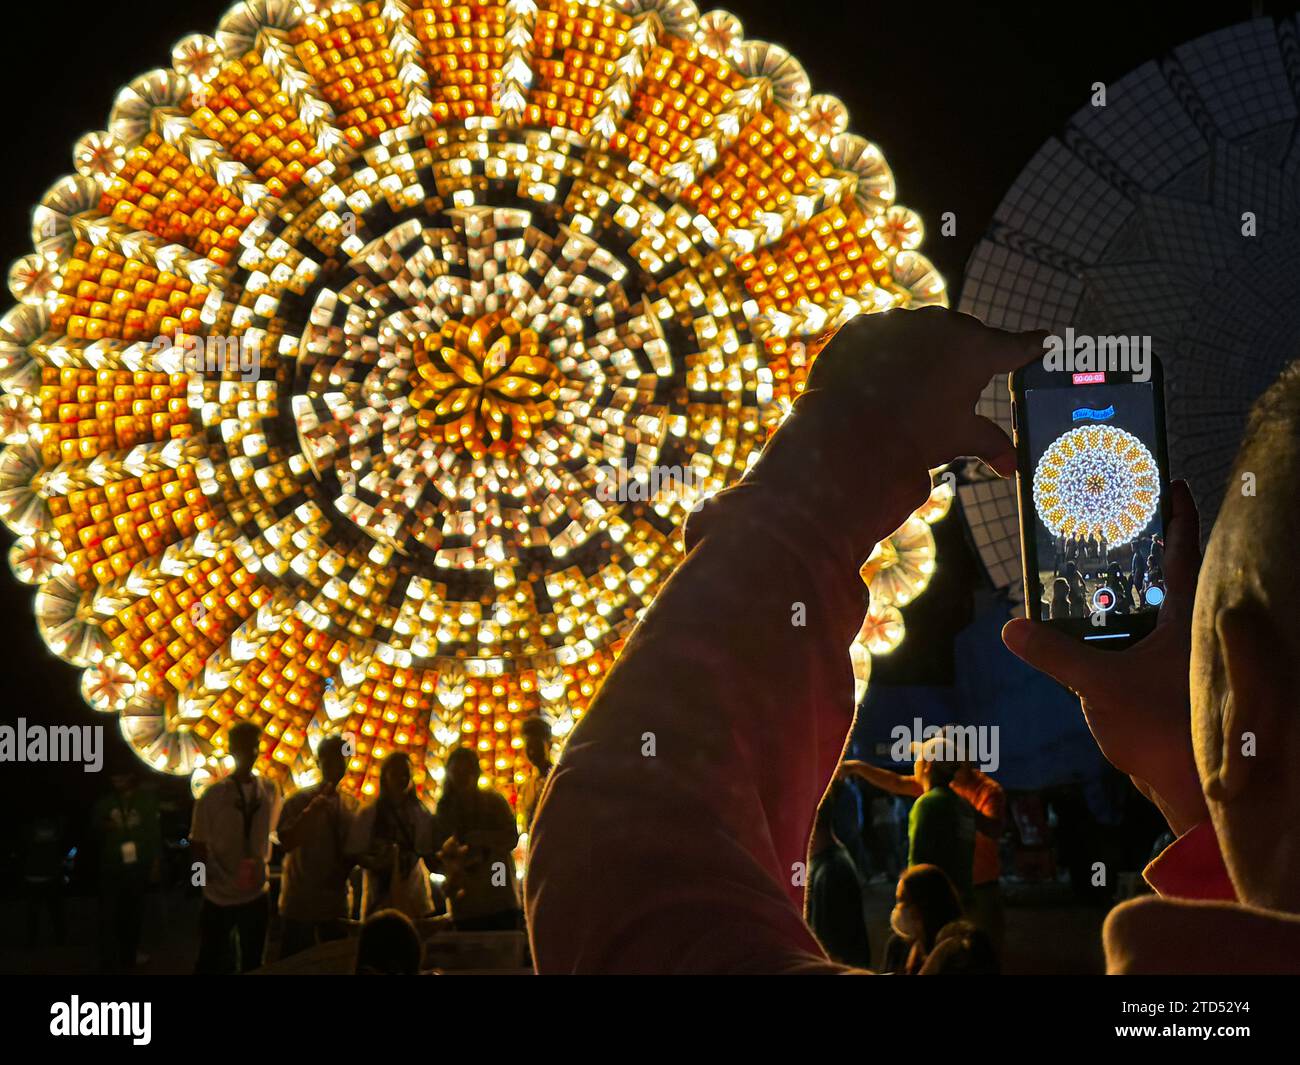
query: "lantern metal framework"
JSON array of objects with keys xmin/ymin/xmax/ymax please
[{"xmin": 960, "ymin": 17, "xmax": 1300, "ymax": 603}]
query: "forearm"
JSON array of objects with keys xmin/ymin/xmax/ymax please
[
  {"xmin": 843, "ymin": 761, "xmax": 922, "ymax": 798},
  {"xmin": 527, "ymin": 433, "xmax": 919, "ymax": 972},
  {"xmin": 277, "ymin": 814, "xmax": 310, "ymax": 852}
]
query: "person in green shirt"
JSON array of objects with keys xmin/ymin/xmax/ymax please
[
  {"xmin": 94, "ymin": 768, "xmax": 161, "ymax": 972},
  {"xmin": 907, "ymin": 739, "xmax": 976, "ymax": 906}
]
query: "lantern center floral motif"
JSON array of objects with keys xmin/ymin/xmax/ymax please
[{"xmin": 410, "ymin": 312, "xmax": 561, "ymax": 458}]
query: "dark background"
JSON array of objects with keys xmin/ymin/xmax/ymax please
[{"xmin": 0, "ymin": 0, "xmax": 1284, "ymax": 838}]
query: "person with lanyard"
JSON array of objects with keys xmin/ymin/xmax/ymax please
[
  {"xmin": 277, "ymin": 734, "xmax": 359, "ymax": 958},
  {"xmin": 94, "ymin": 764, "xmax": 161, "ymax": 972},
  {"xmin": 190, "ymin": 721, "xmax": 282, "ymax": 973},
  {"xmin": 348, "ymin": 751, "xmax": 436, "ymax": 920}
]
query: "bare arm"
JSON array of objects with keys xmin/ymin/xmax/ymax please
[
  {"xmin": 526, "ymin": 310, "xmax": 1043, "ymax": 973},
  {"xmin": 839, "ymin": 761, "xmax": 923, "ymax": 798},
  {"xmin": 1003, "ymin": 481, "xmax": 1208, "ymax": 836},
  {"xmin": 277, "ymin": 792, "xmax": 328, "ymax": 852}
]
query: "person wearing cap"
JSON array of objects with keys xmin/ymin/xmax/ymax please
[{"xmin": 840, "ymin": 738, "xmax": 1004, "ymax": 946}]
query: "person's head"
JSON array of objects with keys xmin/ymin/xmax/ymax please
[
  {"xmin": 443, "ymin": 746, "xmax": 481, "ymax": 797},
  {"xmin": 317, "ymin": 734, "xmax": 348, "ymax": 787},
  {"xmin": 520, "ymin": 716, "xmax": 552, "ymax": 771},
  {"xmin": 1064, "ymin": 560, "xmax": 1079, "ymax": 579},
  {"xmin": 891, "ymin": 864, "xmax": 962, "ymax": 954},
  {"xmin": 355, "ymin": 908, "xmax": 421, "ymax": 975},
  {"xmin": 1191, "ymin": 360, "xmax": 1300, "ymax": 911},
  {"xmin": 912, "ymin": 735, "xmax": 958, "ymax": 792},
  {"xmin": 379, "ymin": 751, "xmax": 413, "ymax": 802},
  {"xmin": 924, "ymin": 920, "xmax": 1000, "ymax": 975},
  {"xmin": 951, "ymin": 749, "xmax": 983, "ymax": 787},
  {"xmin": 227, "ymin": 721, "xmax": 261, "ymax": 776}
]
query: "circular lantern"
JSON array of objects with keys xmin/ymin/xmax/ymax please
[{"xmin": 0, "ymin": 0, "xmax": 946, "ymax": 800}]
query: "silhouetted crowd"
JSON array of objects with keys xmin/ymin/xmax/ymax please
[
  {"xmin": 73, "ymin": 715, "xmax": 557, "ymax": 975},
  {"xmin": 1046, "ymin": 532, "xmax": 1165, "ymax": 619}
]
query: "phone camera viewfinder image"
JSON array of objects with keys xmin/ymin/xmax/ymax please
[{"xmin": 1013, "ymin": 361, "xmax": 1170, "ymax": 643}]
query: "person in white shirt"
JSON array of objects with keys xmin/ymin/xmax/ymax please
[
  {"xmin": 190, "ymin": 722, "xmax": 282, "ymax": 973},
  {"xmin": 277, "ymin": 734, "xmax": 358, "ymax": 958}
]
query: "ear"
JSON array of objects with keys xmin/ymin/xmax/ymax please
[{"xmin": 1204, "ymin": 605, "xmax": 1287, "ymax": 804}]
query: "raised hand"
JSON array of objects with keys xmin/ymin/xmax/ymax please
[
  {"xmin": 750, "ymin": 307, "xmax": 1047, "ymax": 554},
  {"xmin": 1002, "ymin": 480, "xmax": 1207, "ymax": 834}
]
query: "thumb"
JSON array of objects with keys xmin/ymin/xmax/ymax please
[
  {"xmin": 962, "ymin": 414, "xmax": 1016, "ymax": 478},
  {"xmin": 1002, "ymin": 617, "xmax": 1105, "ymax": 693}
]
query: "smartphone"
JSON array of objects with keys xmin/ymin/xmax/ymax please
[{"xmin": 1010, "ymin": 350, "xmax": 1170, "ymax": 648}]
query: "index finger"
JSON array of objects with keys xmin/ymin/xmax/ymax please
[{"xmin": 977, "ymin": 325, "xmax": 1051, "ymax": 375}]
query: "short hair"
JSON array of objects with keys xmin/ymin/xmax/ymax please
[
  {"xmin": 317, "ymin": 734, "xmax": 346, "ymax": 760},
  {"xmin": 520, "ymin": 716, "xmax": 552, "ymax": 741},
  {"xmin": 1237, "ymin": 360, "xmax": 1300, "ymax": 460},
  {"xmin": 355, "ymin": 909, "xmax": 421, "ymax": 975},
  {"xmin": 897, "ymin": 864, "xmax": 963, "ymax": 950},
  {"xmin": 1224, "ymin": 359, "xmax": 1300, "ymax": 628},
  {"xmin": 228, "ymin": 721, "xmax": 261, "ymax": 750},
  {"xmin": 445, "ymin": 746, "xmax": 480, "ymax": 775},
  {"xmin": 916, "ymin": 735, "xmax": 959, "ymax": 786}
]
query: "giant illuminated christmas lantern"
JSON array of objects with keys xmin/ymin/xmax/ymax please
[{"xmin": 0, "ymin": 0, "xmax": 948, "ymax": 801}]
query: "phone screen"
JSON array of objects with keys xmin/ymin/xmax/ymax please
[{"xmin": 1015, "ymin": 368, "xmax": 1168, "ymax": 636}]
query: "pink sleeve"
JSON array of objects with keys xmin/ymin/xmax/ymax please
[
  {"xmin": 1143, "ymin": 820, "xmax": 1236, "ymax": 902},
  {"xmin": 524, "ymin": 477, "xmax": 878, "ymax": 974}
]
